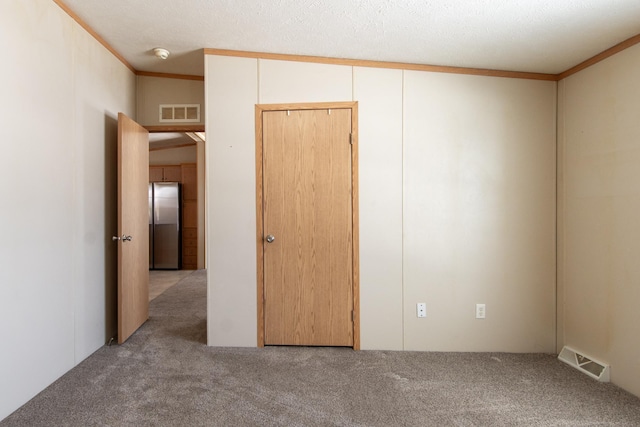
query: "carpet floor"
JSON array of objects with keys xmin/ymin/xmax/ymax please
[
  {"xmin": 149, "ymin": 269, "xmax": 195, "ymax": 301},
  {"xmin": 3, "ymin": 270, "xmax": 640, "ymax": 426}
]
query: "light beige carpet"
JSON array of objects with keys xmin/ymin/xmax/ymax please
[
  {"xmin": 3, "ymin": 270, "xmax": 640, "ymax": 426},
  {"xmin": 149, "ymin": 269, "xmax": 195, "ymax": 301}
]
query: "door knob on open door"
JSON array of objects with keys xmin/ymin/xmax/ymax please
[
  {"xmin": 112, "ymin": 235, "xmax": 133, "ymax": 242},
  {"xmin": 265, "ymin": 234, "xmax": 275, "ymax": 243}
]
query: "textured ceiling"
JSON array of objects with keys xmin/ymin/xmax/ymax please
[{"xmin": 60, "ymin": 0, "xmax": 640, "ymax": 76}]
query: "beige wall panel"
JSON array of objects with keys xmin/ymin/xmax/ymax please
[
  {"xmin": 205, "ymin": 55, "xmax": 258, "ymax": 346},
  {"xmin": 207, "ymin": 55, "xmax": 557, "ymax": 354},
  {"xmin": 556, "ymin": 80, "xmax": 566, "ymax": 352},
  {"xmin": 0, "ymin": 3, "xmax": 75, "ymax": 419},
  {"xmin": 560, "ymin": 43, "xmax": 640, "ymax": 397},
  {"xmin": 72, "ymin": 13, "xmax": 137, "ymax": 360},
  {"xmin": 403, "ymin": 71, "xmax": 556, "ymax": 352},
  {"xmin": 206, "ymin": 57, "xmax": 352, "ymax": 347},
  {"xmin": 149, "ymin": 145, "xmax": 197, "ymax": 165},
  {"xmin": 136, "ymin": 76, "xmax": 205, "ymax": 126},
  {"xmin": 353, "ymin": 67, "xmax": 404, "ymax": 350},
  {"xmin": 197, "ymin": 141, "xmax": 206, "ymax": 269},
  {"xmin": 259, "ymin": 59, "xmax": 352, "ymax": 104},
  {"xmin": 0, "ymin": 0, "xmax": 136, "ymax": 420}
]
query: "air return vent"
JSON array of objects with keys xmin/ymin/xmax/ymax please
[
  {"xmin": 558, "ymin": 346, "xmax": 610, "ymax": 382},
  {"xmin": 159, "ymin": 104, "xmax": 200, "ymax": 123}
]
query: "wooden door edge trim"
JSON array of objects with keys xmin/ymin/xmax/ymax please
[
  {"xmin": 256, "ymin": 101, "xmax": 357, "ymax": 113},
  {"xmin": 255, "ymin": 102, "xmax": 360, "ymax": 349},
  {"xmin": 351, "ymin": 103, "xmax": 360, "ymax": 351},
  {"xmin": 116, "ymin": 113, "xmax": 125, "ymax": 344},
  {"xmin": 255, "ymin": 105, "xmax": 266, "ymax": 347}
]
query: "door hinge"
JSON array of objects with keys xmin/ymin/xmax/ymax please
[
  {"xmin": 351, "ymin": 310, "xmax": 354, "ymax": 322},
  {"xmin": 349, "ymin": 133, "xmax": 353, "ymax": 145}
]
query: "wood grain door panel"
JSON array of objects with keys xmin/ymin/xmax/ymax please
[
  {"xmin": 117, "ymin": 113, "xmax": 149, "ymax": 344},
  {"xmin": 263, "ymin": 108, "xmax": 353, "ymax": 346}
]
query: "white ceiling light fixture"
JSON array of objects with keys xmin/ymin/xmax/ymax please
[{"xmin": 153, "ymin": 47, "xmax": 170, "ymax": 60}]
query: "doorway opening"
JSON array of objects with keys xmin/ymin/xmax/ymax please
[{"xmin": 147, "ymin": 128, "xmax": 206, "ymax": 301}]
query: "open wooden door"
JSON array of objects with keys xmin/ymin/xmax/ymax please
[{"xmin": 116, "ymin": 113, "xmax": 149, "ymax": 344}]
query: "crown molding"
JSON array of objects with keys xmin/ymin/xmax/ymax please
[
  {"xmin": 136, "ymin": 71, "xmax": 205, "ymax": 81},
  {"xmin": 52, "ymin": 0, "xmax": 135, "ymax": 73},
  {"xmin": 557, "ymin": 33, "xmax": 640, "ymax": 80},
  {"xmin": 205, "ymin": 48, "xmax": 558, "ymax": 81}
]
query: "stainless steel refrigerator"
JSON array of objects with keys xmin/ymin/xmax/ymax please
[{"xmin": 149, "ymin": 182, "xmax": 181, "ymax": 269}]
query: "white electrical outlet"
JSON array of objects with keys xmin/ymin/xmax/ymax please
[
  {"xmin": 476, "ymin": 303, "xmax": 486, "ymax": 319},
  {"xmin": 417, "ymin": 303, "xmax": 426, "ymax": 318}
]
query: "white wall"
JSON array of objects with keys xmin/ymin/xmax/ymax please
[
  {"xmin": 136, "ymin": 75, "xmax": 205, "ymax": 126},
  {"xmin": 403, "ymin": 72, "xmax": 557, "ymax": 351},
  {"xmin": 558, "ymin": 43, "xmax": 640, "ymax": 397},
  {"xmin": 205, "ymin": 54, "xmax": 557, "ymax": 352},
  {"xmin": 0, "ymin": 0, "xmax": 136, "ymax": 420},
  {"xmin": 206, "ymin": 55, "xmax": 258, "ymax": 346},
  {"xmin": 353, "ymin": 67, "xmax": 404, "ymax": 350}
]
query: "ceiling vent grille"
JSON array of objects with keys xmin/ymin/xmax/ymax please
[
  {"xmin": 558, "ymin": 346, "xmax": 610, "ymax": 382},
  {"xmin": 159, "ymin": 104, "xmax": 200, "ymax": 123}
]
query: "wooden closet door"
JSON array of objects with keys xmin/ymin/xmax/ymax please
[{"xmin": 262, "ymin": 108, "xmax": 354, "ymax": 346}]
